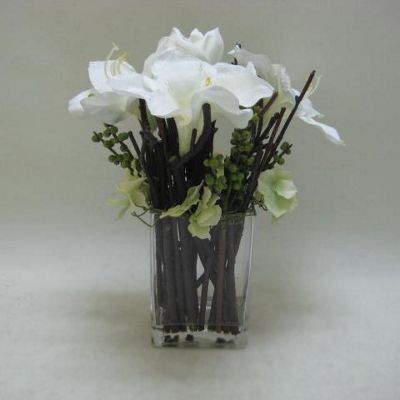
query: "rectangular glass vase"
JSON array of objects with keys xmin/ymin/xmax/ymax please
[{"xmin": 150, "ymin": 212, "xmax": 254, "ymax": 348}]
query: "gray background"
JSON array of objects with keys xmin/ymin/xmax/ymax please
[{"xmin": 1, "ymin": 1, "xmax": 399, "ymax": 399}]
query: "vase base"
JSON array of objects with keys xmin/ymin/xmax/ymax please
[{"xmin": 151, "ymin": 327, "xmax": 247, "ymax": 348}]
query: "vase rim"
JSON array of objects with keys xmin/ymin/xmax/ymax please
[{"xmin": 148, "ymin": 207, "xmax": 256, "ymax": 220}]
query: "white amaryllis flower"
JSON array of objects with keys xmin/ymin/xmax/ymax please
[
  {"xmin": 143, "ymin": 27, "xmax": 224, "ymax": 75},
  {"xmin": 112, "ymin": 51, "xmax": 274, "ymax": 154},
  {"xmin": 68, "ymin": 48, "xmax": 140, "ymax": 124},
  {"xmin": 228, "ymin": 45, "xmax": 344, "ymax": 145}
]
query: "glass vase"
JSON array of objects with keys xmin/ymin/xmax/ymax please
[{"xmin": 150, "ymin": 212, "xmax": 254, "ymax": 348}]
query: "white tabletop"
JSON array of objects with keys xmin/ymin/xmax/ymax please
[{"xmin": 1, "ymin": 210, "xmax": 399, "ymax": 400}]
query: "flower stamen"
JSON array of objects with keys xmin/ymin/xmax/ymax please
[{"xmin": 104, "ymin": 43, "xmax": 120, "ymax": 80}]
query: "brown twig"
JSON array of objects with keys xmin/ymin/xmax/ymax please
[{"xmin": 128, "ymin": 131, "xmax": 141, "ymax": 158}]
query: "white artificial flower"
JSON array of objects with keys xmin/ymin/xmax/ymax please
[
  {"xmin": 188, "ymin": 187, "xmax": 222, "ymax": 240},
  {"xmin": 108, "ymin": 169, "xmax": 149, "ymax": 219},
  {"xmin": 160, "ymin": 185, "xmax": 202, "ymax": 218},
  {"xmin": 112, "ymin": 51, "xmax": 273, "ymax": 154},
  {"xmin": 68, "ymin": 48, "xmax": 141, "ymax": 124},
  {"xmin": 256, "ymin": 169, "xmax": 298, "ymax": 219},
  {"xmin": 143, "ymin": 27, "xmax": 224, "ymax": 75},
  {"xmin": 228, "ymin": 45, "xmax": 344, "ymax": 145}
]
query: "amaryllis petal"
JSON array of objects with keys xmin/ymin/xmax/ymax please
[
  {"xmin": 298, "ymin": 115, "xmax": 344, "ymax": 145},
  {"xmin": 80, "ymin": 92, "xmax": 135, "ymax": 124},
  {"xmin": 228, "ymin": 45, "xmax": 271, "ymax": 79},
  {"xmin": 215, "ymin": 62, "xmax": 274, "ymax": 107},
  {"xmin": 89, "ymin": 60, "xmax": 135, "ymax": 93},
  {"xmin": 68, "ymin": 89, "xmax": 95, "ymax": 116},
  {"xmin": 109, "ymin": 73, "xmax": 155, "ymax": 100},
  {"xmin": 143, "ymin": 27, "xmax": 224, "ymax": 75}
]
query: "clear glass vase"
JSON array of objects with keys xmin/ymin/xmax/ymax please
[{"xmin": 150, "ymin": 212, "xmax": 254, "ymax": 348}]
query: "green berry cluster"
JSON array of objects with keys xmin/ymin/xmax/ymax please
[
  {"xmin": 108, "ymin": 153, "xmax": 132, "ymax": 168},
  {"xmin": 230, "ymin": 130, "xmax": 254, "ymax": 156},
  {"xmin": 91, "ymin": 124, "xmax": 136, "ymax": 171},
  {"xmin": 203, "ymin": 154, "xmax": 227, "ymax": 193},
  {"xmin": 228, "ymin": 129, "xmax": 256, "ymax": 191},
  {"xmin": 271, "ymin": 141, "xmax": 293, "ymax": 167},
  {"xmin": 225, "ymin": 159, "xmax": 246, "ymax": 191}
]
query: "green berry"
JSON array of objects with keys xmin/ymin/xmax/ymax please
[
  {"xmin": 247, "ymin": 157, "xmax": 255, "ymax": 166},
  {"xmin": 277, "ymin": 157, "xmax": 285, "ymax": 165},
  {"xmin": 239, "ymin": 155, "xmax": 247, "ymax": 164},
  {"xmin": 121, "ymin": 159, "xmax": 131, "ymax": 168},
  {"xmin": 209, "ymin": 159, "xmax": 218, "ymax": 169},
  {"xmin": 228, "ymin": 164, "xmax": 238, "ymax": 173},
  {"xmin": 242, "ymin": 130, "xmax": 251, "ymax": 141},
  {"xmin": 118, "ymin": 132, "xmax": 129, "ymax": 141},
  {"xmin": 109, "ymin": 125, "xmax": 118, "ymax": 134},
  {"xmin": 133, "ymin": 159, "xmax": 141, "ymax": 171},
  {"xmin": 205, "ymin": 175, "xmax": 215, "ymax": 186},
  {"xmin": 217, "ymin": 176, "xmax": 226, "ymax": 184},
  {"xmin": 233, "ymin": 130, "xmax": 240, "ymax": 138},
  {"xmin": 244, "ymin": 143, "xmax": 253, "ymax": 153},
  {"xmin": 281, "ymin": 141, "xmax": 290, "ymax": 151}
]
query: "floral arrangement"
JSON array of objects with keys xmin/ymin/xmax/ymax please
[{"xmin": 69, "ymin": 28, "xmax": 342, "ymax": 345}]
